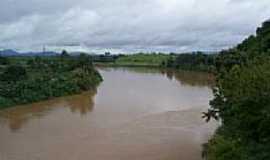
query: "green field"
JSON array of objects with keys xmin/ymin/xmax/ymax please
[
  {"xmin": 95, "ymin": 53, "xmax": 174, "ymax": 67},
  {"xmin": 116, "ymin": 53, "xmax": 172, "ymax": 66}
]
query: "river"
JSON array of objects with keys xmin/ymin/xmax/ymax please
[{"xmin": 0, "ymin": 67, "xmax": 217, "ymax": 160}]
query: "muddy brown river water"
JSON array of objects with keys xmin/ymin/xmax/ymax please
[{"xmin": 0, "ymin": 67, "xmax": 217, "ymax": 160}]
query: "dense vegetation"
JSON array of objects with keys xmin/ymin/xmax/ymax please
[
  {"xmin": 163, "ymin": 52, "xmax": 217, "ymax": 72},
  {"xmin": 115, "ymin": 53, "xmax": 172, "ymax": 66},
  {"xmin": 94, "ymin": 53, "xmax": 173, "ymax": 67},
  {"xmin": 0, "ymin": 56, "xmax": 9, "ymax": 65},
  {"xmin": 94, "ymin": 52, "xmax": 216, "ymax": 72},
  {"xmin": 203, "ymin": 20, "xmax": 270, "ymax": 160},
  {"xmin": 0, "ymin": 53, "xmax": 102, "ymax": 109}
]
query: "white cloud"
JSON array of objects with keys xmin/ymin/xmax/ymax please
[{"xmin": 0, "ymin": 0, "xmax": 269, "ymax": 53}]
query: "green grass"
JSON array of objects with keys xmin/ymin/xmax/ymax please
[
  {"xmin": 102, "ymin": 53, "xmax": 174, "ymax": 67},
  {"xmin": 116, "ymin": 53, "xmax": 171, "ymax": 65}
]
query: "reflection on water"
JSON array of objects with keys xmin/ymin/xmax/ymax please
[
  {"xmin": 0, "ymin": 90, "xmax": 96, "ymax": 132},
  {"xmin": 169, "ymin": 70, "xmax": 214, "ymax": 87},
  {"xmin": 0, "ymin": 67, "xmax": 217, "ymax": 160},
  {"xmin": 67, "ymin": 91, "xmax": 96, "ymax": 115},
  {"xmin": 99, "ymin": 67, "xmax": 214, "ymax": 87}
]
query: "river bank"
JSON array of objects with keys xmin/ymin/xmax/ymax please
[{"xmin": 0, "ymin": 55, "xmax": 102, "ymax": 109}]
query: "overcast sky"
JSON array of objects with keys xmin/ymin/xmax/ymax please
[{"xmin": 0, "ymin": 0, "xmax": 270, "ymax": 53}]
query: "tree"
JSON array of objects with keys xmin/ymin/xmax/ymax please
[
  {"xmin": 166, "ymin": 57, "xmax": 174, "ymax": 68},
  {"xmin": 75, "ymin": 54, "xmax": 93, "ymax": 71},
  {"xmin": 0, "ymin": 65, "xmax": 27, "ymax": 82},
  {"xmin": 204, "ymin": 20, "xmax": 270, "ymax": 160},
  {"xmin": 0, "ymin": 56, "xmax": 9, "ymax": 65},
  {"xmin": 61, "ymin": 50, "xmax": 69, "ymax": 57}
]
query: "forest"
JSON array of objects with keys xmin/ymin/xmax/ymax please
[
  {"xmin": 203, "ymin": 20, "xmax": 270, "ymax": 160},
  {"xmin": 163, "ymin": 52, "xmax": 217, "ymax": 72},
  {"xmin": 0, "ymin": 53, "xmax": 102, "ymax": 109}
]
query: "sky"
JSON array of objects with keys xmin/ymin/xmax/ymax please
[{"xmin": 0, "ymin": 0, "xmax": 270, "ymax": 54}]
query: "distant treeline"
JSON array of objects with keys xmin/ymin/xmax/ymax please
[
  {"xmin": 92, "ymin": 51, "xmax": 217, "ymax": 72},
  {"xmin": 0, "ymin": 53, "xmax": 102, "ymax": 109},
  {"xmin": 2, "ymin": 49, "xmax": 218, "ymax": 72},
  {"xmin": 203, "ymin": 20, "xmax": 270, "ymax": 160},
  {"xmin": 162, "ymin": 52, "xmax": 217, "ymax": 72}
]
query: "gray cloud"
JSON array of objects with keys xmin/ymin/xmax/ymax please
[{"xmin": 0, "ymin": 0, "xmax": 269, "ymax": 53}]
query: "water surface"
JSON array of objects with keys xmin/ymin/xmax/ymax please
[{"xmin": 0, "ymin": 67, "xmax": 217, "ymax": 160}]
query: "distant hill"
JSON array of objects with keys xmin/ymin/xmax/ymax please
[
  {"xmin": 0, "ymin": 49, "xmax": 59, "ymax": 57},
  {"xmin": 0, "ymin": 49, "xmax": 19, "ymax": 56},
  {"xmin": 21, "ymin": 51, "xmax": 59, "ymax": 57}
]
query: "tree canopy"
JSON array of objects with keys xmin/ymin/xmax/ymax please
[{"xmin": 204, "ymin": 20, "xmax": 270, "ymax": 160}]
